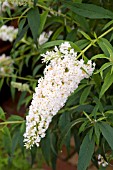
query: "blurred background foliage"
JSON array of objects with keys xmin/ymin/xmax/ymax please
[{"xmin": 1, "ymin": 0, "xmax": 113, "ymax": 169}]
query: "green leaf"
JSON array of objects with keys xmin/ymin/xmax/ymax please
[
  {"xmin": 64, "ymin": 2, "xmax": 113, "ymax": 19},
  {"xmin": 97, "ymin": 39, "xmax": 109, "ymax": 57},
  {"xmin": 10, "ymin": 77, "xmax": 16, "ymax": 100},
  {"xmin": 91, "ymin": 54, "xmax": 110, "ymax": 61},
  {"xmin": 0, "ymin": 107, "xmax": 6, "ymax": 121},
  {"xmin": 59, "ymin": 118, "xmax": 84, "ymax": 149},
  {"xmin": 79, "ymin": 120, "xmax": 89, "ymax": 134},
  {"xmin": 34, "ymin": 0, "xmax": 38, "ymax": 7},
  {"xmin": 33, "ymin": 64, "xmax": 43, "ymax": 76},
  {"xmin": 74, "ymin": 84, "xmax": 88, "ymax": 94},
  {"xmin": 51, "ymin": 26, "xmax": 64, "ymax": 41},
  {"xmin": 24, "ymin": 95, "xmax": 32, "ymax": 106},
  {"xmin": 105, "ymin": 110, "xmax": 113, "ymax": 114},
  {"xmin": 66, "ymin": 28, "xmax": 77, "ymax": 42},
  {"xmin": 100, "ymin": 71, "xmax": 113, "ymax": 98},
  {"xmin": 93, "ymin": 74, "xmax": 101, "ymax": 88},
  {"xmin": 50, "ymin": 132, "xmax": 57, "ymax": 156},
  {"xmin": 73, "ymin": 14, "xmax": 90, "ymax": 32},
  {"xmin": 77, "ymin": 133, "xmax": 95, "ymax": 170},
  {"xmin": 27, "ymin": 7, "xmax": 40, "ymax": 42},
  {"xmin": 69, "ymin": 42, "xmax": 81, "ymax": 51},
  {"xmin": 110, "ymin": 33, "xmax": 113, "ymax": 42},
  {"xmin": 46, "ymin": 16, "xmax": 63, "ymax": 27},
  {"xmin": 40, "ymin": 40, "xmax": 80, "ymax": 51},
  {"xmin": 14, "ymin": 24, "xmax": 29, "ymax": 45},
  {"xmin": 76, "ymin": 104, "xmax": 93, "ymax": 113},
  {"xmin": 38, "ymin": 11, "xmax": 48, "ymax": 35},
  {"xmin": 40, "ymin": 40, "xmax": 65, "ymax": 49},
  {"xmin": 66, "ymin": 91, "xmax": 83, "ymax": 108},
  {"xmin": 50, "ymin": 133, "xmax": 57, "ymax": 170},
  {"xmin": 17, "ymin": 92, "xmax": 27, "ymax": 111},
  {"xmin": 5, "ymin": 6, "xmax": 11, "ymax": 17},
  {"xmin": 94, "ymin": 123, "xmax": 100, "ymax": 145},
  {"xmin": 59, "ymin": 112, "xmax": 71, "ymax": 152},
  {"xmin": 93, "ymin": 97, "xmax": 104, "ymax": 113},
  {"xmin": 2, "ymin": 126, "xmax": 12, "ymax": 154},
  {"xmin": 0, "ymin": 78, "xmax": 4, "ymax": 90},
  {"xmin": 100, "ymin": 38, "xmax": 113, "ymax": 61},
  {"xmin": 89, "ymin": 127, "xmax": 94, "ymax": 140},
  {"xmin": 95, "ymin": 62, "xmax": 112, "ymax": 74},
  {"xmin": 80, "ymin": 86, "xmax": 91, "ymax": 104},
  {"xmin": 101, "ymin": 38, "xmax": 113, "ymax": 51},
  {"xmin": 79, "ymin": 30, "xmax": 91, "ymax": 40},
  {"xmin": 18, "ymin": 18, "xmax": 26, "ymax": 35},
  {"xmin": 8, "ymin": 115, "xmax": 24, "ymax": 121},
  {"xmin": 12, "ymin": 130, "xmax": 20, "ymax": 154},
  {"xmin": 41, "ymin": 130, "xmax": 51, "ymax": 164},
  {"xmin": 75, "ymin": 39, "xmax": 89, "ymax": 50},
  {"xmin": 102, "ymin": 20, "xmax": 113, "ymax": 31},
  {"xmin": 99, "ymin": 122, "xmax": 113, "ymax": 150},
  {"xmin": 91, "ymin": 104, "xmax": 99, "ymax": 119}
]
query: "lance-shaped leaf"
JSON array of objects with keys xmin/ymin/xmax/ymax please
[
  {"xmin": 99, "ymin": 71, "xmax": 113, "ymax": 98},
  {"xmin": 77, "ymin": 132, "xmax": 95, "ymax": 170},
  {"xmin": 99, "ymin": 122, "xmax": 113, "ymax": 150},
  {"xmin": 58, "ymin": 118, "xmax": 84, "ymax": 149},
  {"xmin": 80, "ymin": 86, "xmax": 91, "ymax": 104},
  {"xmin": 38, "ymin": 11, "xmax": 48, "ymax": 35},
  {"xmin": 41, "ymin": 130, "xmax": 51, "ymax": 165},
  {"xmin": 40, "ymin": 40, "xmax": 80, "ymax": 51},
  {"xmin": 64, "ymin": 1, "xmax": 113, "ymax": 19},
  {"xmin": 27, "ymin": 7, "xmax": 40, "ymax": 42}
]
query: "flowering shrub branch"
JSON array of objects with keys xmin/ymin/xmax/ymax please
[
  {"xmin": 24, "ymin": 42, "xmax": 95, "ymax": 149},
  {"xmin": 1, "ymin": 1, "xmax": 113, "ymax": 170}
]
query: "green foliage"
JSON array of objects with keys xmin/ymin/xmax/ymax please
[
  {"xmin": 80, "ymin": 86, "xmax": 91, "ymax": 104},
  {"xmin": 0, "ymin": 107, "xmax": 6, "ymax": 121},
  {"xmin": 64, "ymin": 1, "xmax": 113, "ymax": 19},
  {"xmin": 1, "ymin": 0, "xmax": 113, "ymax": 169},
  {"xmin": 100, "ymin": 70, "xmax": 113, "ymax": 98},
  {"xmin": 77, "ymin": 132, "xmax": 95, "ymax": 170},
  {"xmin": 27, "ymin": 7, "xmax": 40, "ymax": 43},
  {"xmin": 41, "ymin": 130, "xmax": 57, "ymax": 169},
  {"xmin": 99, "ymin": 122, "xmax": 113, "ymax": 150},
  {"xmin": 58, "ymin": 118, "xmax": 84, "ymax": 149}
]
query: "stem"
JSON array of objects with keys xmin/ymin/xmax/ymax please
[
  {"xmin": 0, "ymin": 16, "xmax": 25, "ymax": 21},
  {"xmin": 98, "ymin": 27, "xmax": 113, "ymax": 39},
  {"xmin": 37, "ymin": 3, "xmax": 77, "ymax": 25},
  {"xmin": 0, "ymin": 120, "xmax": 25, "ymax": 125},
  {"xmin": 18, "ymin": 7, "xmax": 30, "ymax": 22},
  {"xmin": 77, "ymin": 27, "xmax": 113, "ymax": 59},
  {"xmin": 59, "ymin": 105, "xmax": 79, "ymax": 114},
  {"xmin": 77, "ymin": 43, "xmax": 93, "ymax": 59},
  {"xmin": 0, "ymin": 73, "xmax": 37, "ymax": 82},
  {"xmin": 83, "ymin": 111, "xmax": 92, "ymax": 122}
]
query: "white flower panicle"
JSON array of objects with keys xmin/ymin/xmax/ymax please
[
  {"xmin": 24, "ymin": 42, "xmax": 95, "ymax": 149},
  {"xmin": 0, "ymin": 54, "xmax": 13, "ymax": 75},
  {"xmin": 0, "ymin": 25, "xmax": 18, "ymax": 42}
]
